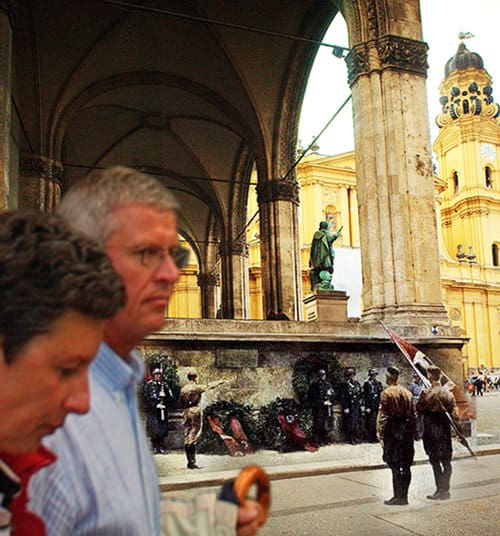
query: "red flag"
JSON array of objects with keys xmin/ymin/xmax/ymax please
[{"xmin": 382, "ymin": 323, "xmax": 475, "ymax": 420}]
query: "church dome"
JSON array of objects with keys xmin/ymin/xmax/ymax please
[{"xmin": 445, "ymin": 43, "xmax": 484, "ymax": 77}]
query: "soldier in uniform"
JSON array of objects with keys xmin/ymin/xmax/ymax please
[
  {"xmin": 143, "ymin": 368, "xmax": 174, "ymax": 454},
  {"xmin": 417, "ymin": 366, "xmax": 459, "ymax": 501},
  {"xmin": 179, "ymin": 372, "xmax": 226, "ymax": 469},
  {"xmin": 363, "ymin": 368, "xmax": 383, "ymax": 442},
  {"xmin": 308, "ymin": 369, "xmax": 335, "ymax": 445},
  {"xmin": 339, "ymin": 368, "xmax": 364, "ymax": 444},
  {"xmin": 377, "ymin": 366, "xmax": 415, "ymax": 505}
]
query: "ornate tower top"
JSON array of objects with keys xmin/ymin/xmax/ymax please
[
  {"xmin": 436, "ymin": 41, "xmax": 499, "ymax": 128},
  {"xmin": 444, "ymin": 42, "xmax": 484, "ymax": 77}
]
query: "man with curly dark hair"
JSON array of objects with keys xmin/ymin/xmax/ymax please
[{"xmin": 0, "ymin": 209, "xmax": 125, "ymax": 534}]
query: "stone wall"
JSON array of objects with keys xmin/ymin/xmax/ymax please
[{"xmin": 142, "ymin": 319, "xmax": 466, "ymax": 410}]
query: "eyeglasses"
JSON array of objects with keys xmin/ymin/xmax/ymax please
[{"xmin": 135, "ymin": 245, "xmax": 190, "ymax": 271}]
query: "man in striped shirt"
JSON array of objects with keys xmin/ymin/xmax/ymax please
[{"xmin": 27, "ymin": 167, "xmax": 262, "ymax": 535}]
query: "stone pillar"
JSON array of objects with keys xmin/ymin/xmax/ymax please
[
  {"xmin": 257, "ymin": 178, "xmax": 303, "ymax": 320},
  {"xmin": 19, "ymin": 155, "xmax": 63, "ymax": 212},
  {"xmin": 0, "ymin": 2, "xmax": 14, "ymax": 209},
  {"xmin": 197, "ymin": 271, "xmax": 219, "ymax": 319},
  {"xmin": 346, "ymin": 35, "xmax": 449, "ymax": 326},
  {"xmin": 218, "ymin": 238, "xmax": 249, "ymax": 319}
]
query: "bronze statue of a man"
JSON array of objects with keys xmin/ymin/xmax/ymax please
[{"xmin": 309, "ymin": 221, "xmax": 342, "ymax": 290}]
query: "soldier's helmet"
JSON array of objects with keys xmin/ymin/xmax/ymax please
[
  {"xmin": 345, "ymin": 368, "xmax": 356, "ymax": 378},
  {"xmin": 152, "ymin": 368, "xmax": 161, "ymax": 375},
  {"xmin": 368, "ymin": 368, "xmax": 378, "ymax": 375}
]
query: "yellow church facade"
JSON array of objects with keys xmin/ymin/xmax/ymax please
[{"xmin": 169, "ymin": 43, "xmax": 500, "ymax": 375}]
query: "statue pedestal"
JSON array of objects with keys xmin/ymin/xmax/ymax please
[{"xmin": 304, "ymin": 290, "xmax": 349, "ymax": 321}]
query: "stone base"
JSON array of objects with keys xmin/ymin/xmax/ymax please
[{"xmin": 304, "ymin": 291, "xmax": 349, "ymax": 322}]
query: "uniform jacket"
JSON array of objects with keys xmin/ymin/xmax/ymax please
[
  {"xmin": 377, "ymin": 385, "xmax": 415, "ymax": 466},
  {"xmin": 416, "ymin": 385, "xmax": 459, "ymax": 459}
]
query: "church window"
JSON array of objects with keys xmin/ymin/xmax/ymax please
[
  {"xmin": 452, "ymin": 171, "xmax": 459, "ymax": 195},
  {"xmin": 485, "ymin": 166, "xmax": 492, "ymax": 189},
  {"xmin": 493, "ymin": 243, "xmax": 499, "ymax": 267}
]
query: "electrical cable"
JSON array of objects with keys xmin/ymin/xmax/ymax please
[
  {"xmin": 233, "ymin": 92, "xmax": 352, "ymax": 244},
  {"xmin": 101, "ymin": 0, "xmax": 350, "ymax": 54}
]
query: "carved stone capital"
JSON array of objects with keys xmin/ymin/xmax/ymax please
[
  {"xmin": 346, "ymin": 36, "xmax": 428, "ymax": 86},
  {"xmin": 219, "ymin": 237, "xmax": 248, "ymax": 258},
  {"xmin": 376, "ymin": 35, "xmax": 428, "ymax": 76},
  {"xmin": 20, "ymin": 154, "xmax": 64, "ymax": 186},
  {"xmin": 345, "ymin": 43, "xmax": 370, "ymax": 86},
  {"xmin": 197, "ymin": 272, "xmax": 219, "ymax": 288},
  {"xmin": 232, "ymin": 236, "xmax": 249, "ymax": 256},
  {"xmin": 0, "ymin": 0, "xmax": 15, "ymax": 27},
  {"xmin": 256, "ymin": 178, "xmax": 300, "ymax": 205}
]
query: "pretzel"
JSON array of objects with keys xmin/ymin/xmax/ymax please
[{"xmin": 233, "ymin": 464, "xmax": 271, "ymax": 526}]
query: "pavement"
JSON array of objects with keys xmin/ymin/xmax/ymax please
[{"xmin": 156, "ymin": 436, "xmax": 500, "ymax": 493}]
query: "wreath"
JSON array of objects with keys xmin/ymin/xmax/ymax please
[
  {"xmin": 197, "ymin": 399, "xmax": 258, "ymax": 454},
  {"xmin": 292, "ymin": 353, "xmax": 343, "ymax": 405},
  {"xmin": 256, "ymin": 397, "xmax": 313, "ymax": 451}
]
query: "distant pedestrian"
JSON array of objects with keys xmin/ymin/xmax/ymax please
[
  {"xmin": 474, "ymin": 374, "xmax": 484, "ymax": 396},
  {"xmin": 339, "ymin": 368, "xmax": 364, "ymax": 444},
  {"xmin": 377, "ymin": 366, "xmax": 415, "ymax": 506},
  {"xmin": 363, "ymin": 368, "xmax": 383, "ymax": 443},
  {"xmin": 417, "ymin": 366, "xmax": 459, "ymax": 501}
]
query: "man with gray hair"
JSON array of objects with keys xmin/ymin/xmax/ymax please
[{"xmin": 27, "ymin": 167, "xmax": 261, "ymax": 535}]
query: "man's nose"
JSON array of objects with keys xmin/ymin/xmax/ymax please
[
  {"xmin": 64, "ymin": 380, "xmax": 90, "ymax": 415},
  {"xmin": 155, "ymin": 254, "xmax": 180, "ymax": 282}
]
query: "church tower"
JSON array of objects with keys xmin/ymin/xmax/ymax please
[
  {"xmin": 434, "ymin": 42, "xmax": 500, "ymax": 266},
  {"xmin": 433, "ymin": 41, "xmax": 500, "ymax": 373}
]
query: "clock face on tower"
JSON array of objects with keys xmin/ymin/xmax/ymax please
[{"xmin": 480, "ymin": 143, "xmax": 497, "ymax": 161}]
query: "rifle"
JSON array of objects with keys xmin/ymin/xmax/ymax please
[
  {"xmin": 157, "ymin": 363, "xmax": 166, "ymax": 421},
  {"xmin": 381, "ymin": 322, "xmax": 476, "ymax": 458}
]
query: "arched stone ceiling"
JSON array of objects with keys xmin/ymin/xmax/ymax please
[{"xmin": 12, "ymin": 0, "xmax": 339, "ymax": 249}]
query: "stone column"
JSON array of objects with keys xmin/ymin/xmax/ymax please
[
  {"xmin": 197, "ymin": 272, "xmax": 219, "ymax": 319},
  {"xmin": 0, "ymin": 1, "xmax": 14, "ymax": 209},
  {"xmin": 346, "ymin": 35, "xmax": 449, "ymax": 326},
  {"xmin": 19, "ymin": 154, "xmax": 63, "ymax": 212},
  {"xmin": 218, "ymin": 238, "xmax": 249, "ymax": 319},
  {"xmin": 257, "ymin": 178, "xmax": 303, "ymax": 320}
]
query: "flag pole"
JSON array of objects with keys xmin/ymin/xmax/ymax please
[{"xmin": 381, "ymin": 322, "xmax": 476, "ymax": 458}]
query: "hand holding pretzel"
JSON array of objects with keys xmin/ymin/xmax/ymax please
[{"xmin": 233, "ymin": 465, "xmax": 271, "ymax": 527}]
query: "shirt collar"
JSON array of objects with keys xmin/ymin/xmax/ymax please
[
  {"xmin": 0, "ymin": 457, "xmax": 21, "ymax": 508},
  {"xmin": 92, "ymin": 343, "xmax": 145, "ymax": 392}
]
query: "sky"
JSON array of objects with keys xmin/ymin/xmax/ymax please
[{"xmin": 298, "ymin": 0, "xmax": 500, "ymax": 160}]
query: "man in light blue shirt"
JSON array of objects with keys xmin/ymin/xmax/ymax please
[{"xmin": 28, "ymin": 167, "xmax": 261, "ymax": 535}]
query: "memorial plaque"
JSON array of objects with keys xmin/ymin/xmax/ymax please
[{"xmin": 216, "ymin": 349, "xmax": 258, "ymax": 368}]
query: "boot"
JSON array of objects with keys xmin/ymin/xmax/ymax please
[
  {"xmin": 399, "ymin": 471, "xmax": 411, "ymax": 505},
  {"xmin": 386, "ymin": 470, "xmax": 409, "ymax": 505},
  {"xmin": 185, "ymin": 444, "xmax": 200, "ymax": 469},
  {"xmin": 384, "ymin": 469, "xmax": 401, "ymax": 505}
]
